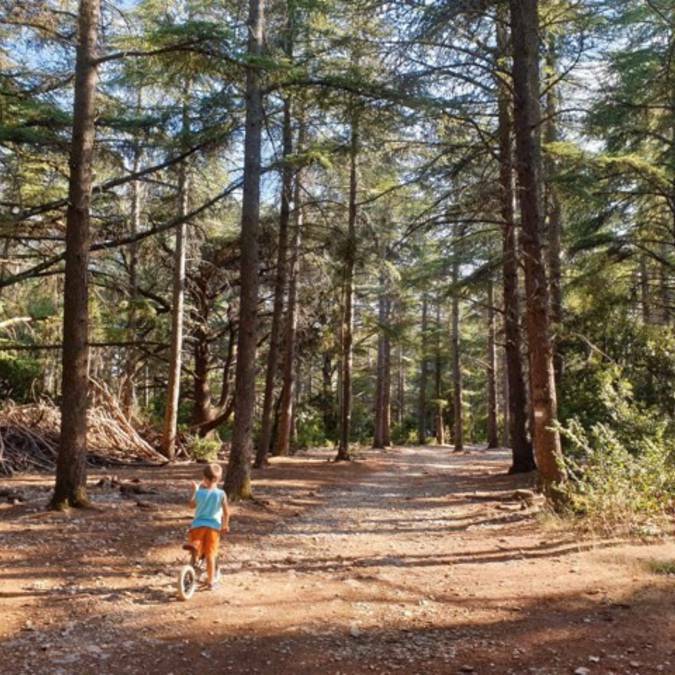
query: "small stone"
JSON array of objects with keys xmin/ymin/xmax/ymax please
[
  {"xmin": 458, "ymin": 666, "xmax": 475, "ymax": 673},
  {"xmin": 574, "ymin": 668, "xmax": 591, "ymax": 675},
  {"xmin": 349, "ymin": 624, "xmax": 362, "ymax": 638},
  {"xmin": 588, "ymin": 656, "xmax": 600, "ymax": 663}
]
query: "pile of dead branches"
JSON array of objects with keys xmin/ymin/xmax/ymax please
[{"xmin": 0, "ymin": 394, "xmax": 167, "ymax": 475}]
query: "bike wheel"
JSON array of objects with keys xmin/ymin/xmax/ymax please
[{"xmin": 177, "ymin": 565, "xmax": 197, "ymax": 601}]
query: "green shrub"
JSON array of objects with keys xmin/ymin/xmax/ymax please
[
  {"xmin": 560, "ymin": 410, "xmax": 675, "ymax": 534},
  {"xmin": 295, "ymin": 407, "xmax": 330, "ymax": 450},
  {"xmin": 190, "ymin": 436, "xmax": 222, "ymax": 462},
  {"xmin": 0, "ymin": 354, "xmax": 41, "ymax": 402},
  {"xmin": 391, "ymin": 416, "xmax": 418, "ymax": 445}
]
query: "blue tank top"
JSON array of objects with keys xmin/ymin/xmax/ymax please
[{"xmin": 191, "ymin": 486, "xmax": 225, "ymax": 531}]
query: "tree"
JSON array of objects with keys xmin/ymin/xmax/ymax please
[
  {"xmin": 496, "ymin": 10, "xmax": 535, "ymax": 473},
  {"xmin": 335, "ymin": 103, "xmax": 359, "ymax": 461},
  {"xmin": 51, "ymin": 0, "xmax": 101, "ymax": 509},
  {"xmin": 161, "ymin": 89, "xmax": 191, "ymax": 460},
  {"xmin": 225, "ymin": 0, "xmax": 265, "ymax": 499},
  {"xmin": 275, "ymin": 112, "xmax": 306, "ymax": 458},
  {"xmin": 451, "ymin": 229, "xmax": 464, "ymax": 453},
  {"xmin": 486, "ymin": 275, "xmax": 499, "ymax": 448},
  {"xmin": 508, "ymin": 0, "xmax": 563, "ymax": 488},
  {"xmin": 256, "ymin": 0, "xmax": 296, "ymax": 467}
]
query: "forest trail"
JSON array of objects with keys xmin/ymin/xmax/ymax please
[{"xmin": 1, "ymin": 446, "xmax": 673, "ymax": 675}]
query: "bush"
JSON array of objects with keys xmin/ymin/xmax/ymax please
[
  {"xmin": 295, "ymin": 407, "xmax": 331, "ymax": 450},
  {"xmin": 190, "ymin": 436, "xmax": 221, "ymax": 462},
  {"xmin": 0, "ymin": 354, "xmax": 41, "ymax": 402},
  {"xmin": 556, "ymin": 374, "xmax": 675, "ymax": 534},
  {"xmin": 391, "ymin": 415, "xmax": 418, "ymax": 445}
]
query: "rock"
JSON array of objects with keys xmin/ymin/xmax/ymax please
[
  {"xmin": 574, "ymin": 668, "xmax": 591, "ymax": 675},
  {"xmin": 349, "ymin": 624, "xmax": 362, "ymax": 638},
  {"xmin": 588, "ymin": 656, "xmax": 600, "ymax": 663},
  {"xmin": 458, "ymin": 666, "xmax": 475, "ymax": 673}
]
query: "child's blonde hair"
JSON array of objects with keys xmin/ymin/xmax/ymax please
[{"xmin": 203, "ymin": 463, "xmax": 222, "ymax": 482}]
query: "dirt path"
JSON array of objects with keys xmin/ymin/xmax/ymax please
[{"xmin": 1, "ymin": 446, "xmax": 673, "ymax": 674}]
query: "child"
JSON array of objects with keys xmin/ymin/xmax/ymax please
[{"xmin": 188, "ymin": 463, "xmax": 230, "ymax": 589}]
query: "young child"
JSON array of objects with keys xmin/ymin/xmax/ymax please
[{"xmin": 188, "ymin": 463, "xmax": 230, "ymax": 589}]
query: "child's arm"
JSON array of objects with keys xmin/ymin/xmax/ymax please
[
  {"xmin": 221, "ymin": 494, "xmax": 230, "ymax": 533},
  {"xmin": 188, "ymin": 481, "xmax": 199, "ymax": 508}
]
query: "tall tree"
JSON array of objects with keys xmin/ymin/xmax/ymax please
[
  {"xmin": 335, "ymin": 103, "xmax": 359, "ymax": 461},
  {"xmin": 256, "ymin": 0, "xmax": 296, "ymax": 467},
  {"xmin": 543, "ymin": 35, "xmax": 563, "ymax": 381},
  {"xmin": 451, "ymin": 230, "xmax": 464, "ymax": 453},
  {"xmin": 434, "ymin": 297, "xmax": 445, "ymax": 446},
  {"xmin": 496, "ymin": 12, "xmax": 535, "ymax": 472},
  {"xmin": 225, "ymin": 0, "xmax": 265, "ymax": 498},
  {"xmin": 275, "ymin": 113, "xmax": 306, "ymax": 458},
  {"xmin": 51, "ymin": 0, "xmax": 101, "ymax": 509},
  {"xmin": 508, "ymin": 0, "xmax": 563, "ymax": 488},
  {"xmin": 373, "ymin": 265, "xmax": 391, "ymax": 448},
  {"xmin": 486, "ymin": 276, "xmax": 499, "ymax": 449},
  {"xmin": 417, "ymin": 292, "xmax": 428, "ymax": 445},
  {"xmin": 161, "ymin": 89, "xmax": 191, "ymax": 460}
]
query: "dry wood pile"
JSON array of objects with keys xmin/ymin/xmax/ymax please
[{"xmin": 0, "ymin": 392, "xmax": 168, "ymax": 475}]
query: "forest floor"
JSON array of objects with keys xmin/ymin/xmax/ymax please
[{"xmin": 0, "ymin": 445, "xmax": 673, "ymax": 675}]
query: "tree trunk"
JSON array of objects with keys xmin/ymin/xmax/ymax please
[
  {"xmin": 451, "ymin": 237, "xmax": 464, "ymax": 453},
  {"xmin": 321, "ymin": 352, "xmax": 335, "ymax": 437},
  {"xmin": 373, "ymin": 273, "xmax": 391, "ymax": 449},
  {"xmin": 275, "ymin": 122, "xmax": 305, "ymax": 458},
  {"xmin": 417, "ymin": 293, "xmax": 428, "ymax": 446},
  {"xmin": 497, "ymin": 10, "xmax": 535, "ymax": 473},
  {"xmin": 434, "ymin": 298, "xmax": 445, "ymax": 446},
  {"xmin": 255, "ymin": 6, "xmax": 295, "ymax": 468},
  {"xmin": 382, "ymin": 310, "xmax": 391, "ymax": 447},
  {"xmin": 122, "ymin": 127, "xmax": 142, "ymax": 419},
  {"xmin": 397, "ymin": 343, "xmax": 404, "ymax": 425},
  {"xmin": 51, "ymin": 0, "xmax": 101, "ymax": 509},
  {"xmin": 509, "ymin": 0, "xmax": 563, "ymax": 489},
  {"xmin": 225, "ymin": 0, "xmax": 265, "ymax": 499},
  {"xmin": 335, "ymin": 106, "xmax": 359, "ymax": 461},
  {"xmin": 486, "ymin": 276, "xmax": 500, "ymax": 448},
  {"xmin": 500, "ymin": 345, "xmax": 510, "ymax": 447},
  {"xmin": 160, "ymin": 93, "xmax": 190, "ymax": 461},
  {"xmin": 192, "ymin": 276, "xmax": 212, "ymax": 430},
  {"xmin": 544, "ymin": 37, "xmax": 563, "ymax": 383}
]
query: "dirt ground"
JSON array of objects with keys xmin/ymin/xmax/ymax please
[{"xmin": 0, "ymin": 445, "xmax": 673, "ymax": 675}]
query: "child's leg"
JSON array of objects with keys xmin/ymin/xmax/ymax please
[{"xmin": 206, "ymin": 552, "xmax": 216, "ymax": 586}]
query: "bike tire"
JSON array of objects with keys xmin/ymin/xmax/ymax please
[{"xmin": 177, "ymin": 565, "xmax": 197, "ymax": 601}]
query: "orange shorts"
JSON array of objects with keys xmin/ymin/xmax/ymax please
[{"xmin": 188, "ymin": 527, "xmax": 220, "ymax": 559}]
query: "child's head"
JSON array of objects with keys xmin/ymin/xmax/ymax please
[{"xmin": 202, "ymin": 463, "xmax": 222, "ymax": 485}]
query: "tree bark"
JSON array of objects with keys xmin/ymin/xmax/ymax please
[
  {"xmin": 417, "ymin": 293, "xmax": 428, "ymax": 446},
  {"xmin": 434, "ymin": 298, "xmax": 445, "ymax": 446},
  {"xmin": 486, "ymin": 276, "xmax": 500, "ymax": 448},
  {"xmin": 255, "ymin": 4, "xmax": 295, "ymax": 468},
  {"xmin": 161, "ymin": 91, "xmax": 190, "ymax": 461},
  {"xmin": 51, "ymin": 0, "xmax": 101, "ymax": 509},
  {"xmin": 275, "ymin": 119, "xmax": 305, "ymax": 458},
  {"xmin": 373, "ymin": 272, "xmax": 391, "ymax": 448},
  {"xmin": 122, "ymin": 114, "xmax": 142, "ymax": 419},
  {"xmin": 544, "ymin": 36, "xmax": 563, "ymax": 382},
  {"xmin": 225, "ymin": 0, "xmax": 265, "ymax": 499},
  {"xmin": 497, "ymin": 9, "xmax": 535, "ymax": 473},
  {"xmin": 509, "ymin": 0, "xmax": 563, "ymax": 489},
  {"xmin": 396, "ymin": 342, "xmax": 404, "ymax": 426},
  {"xmin": 335, "ymin": 106, "xmax": 359, "ymax": 461},
  {"xmin": 191, "ymin": 272, "xmax": 212, "ymax": 429},
  {"xmin": 451, "ymin": 236, "xmax": 464, "ymax": 453}
]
